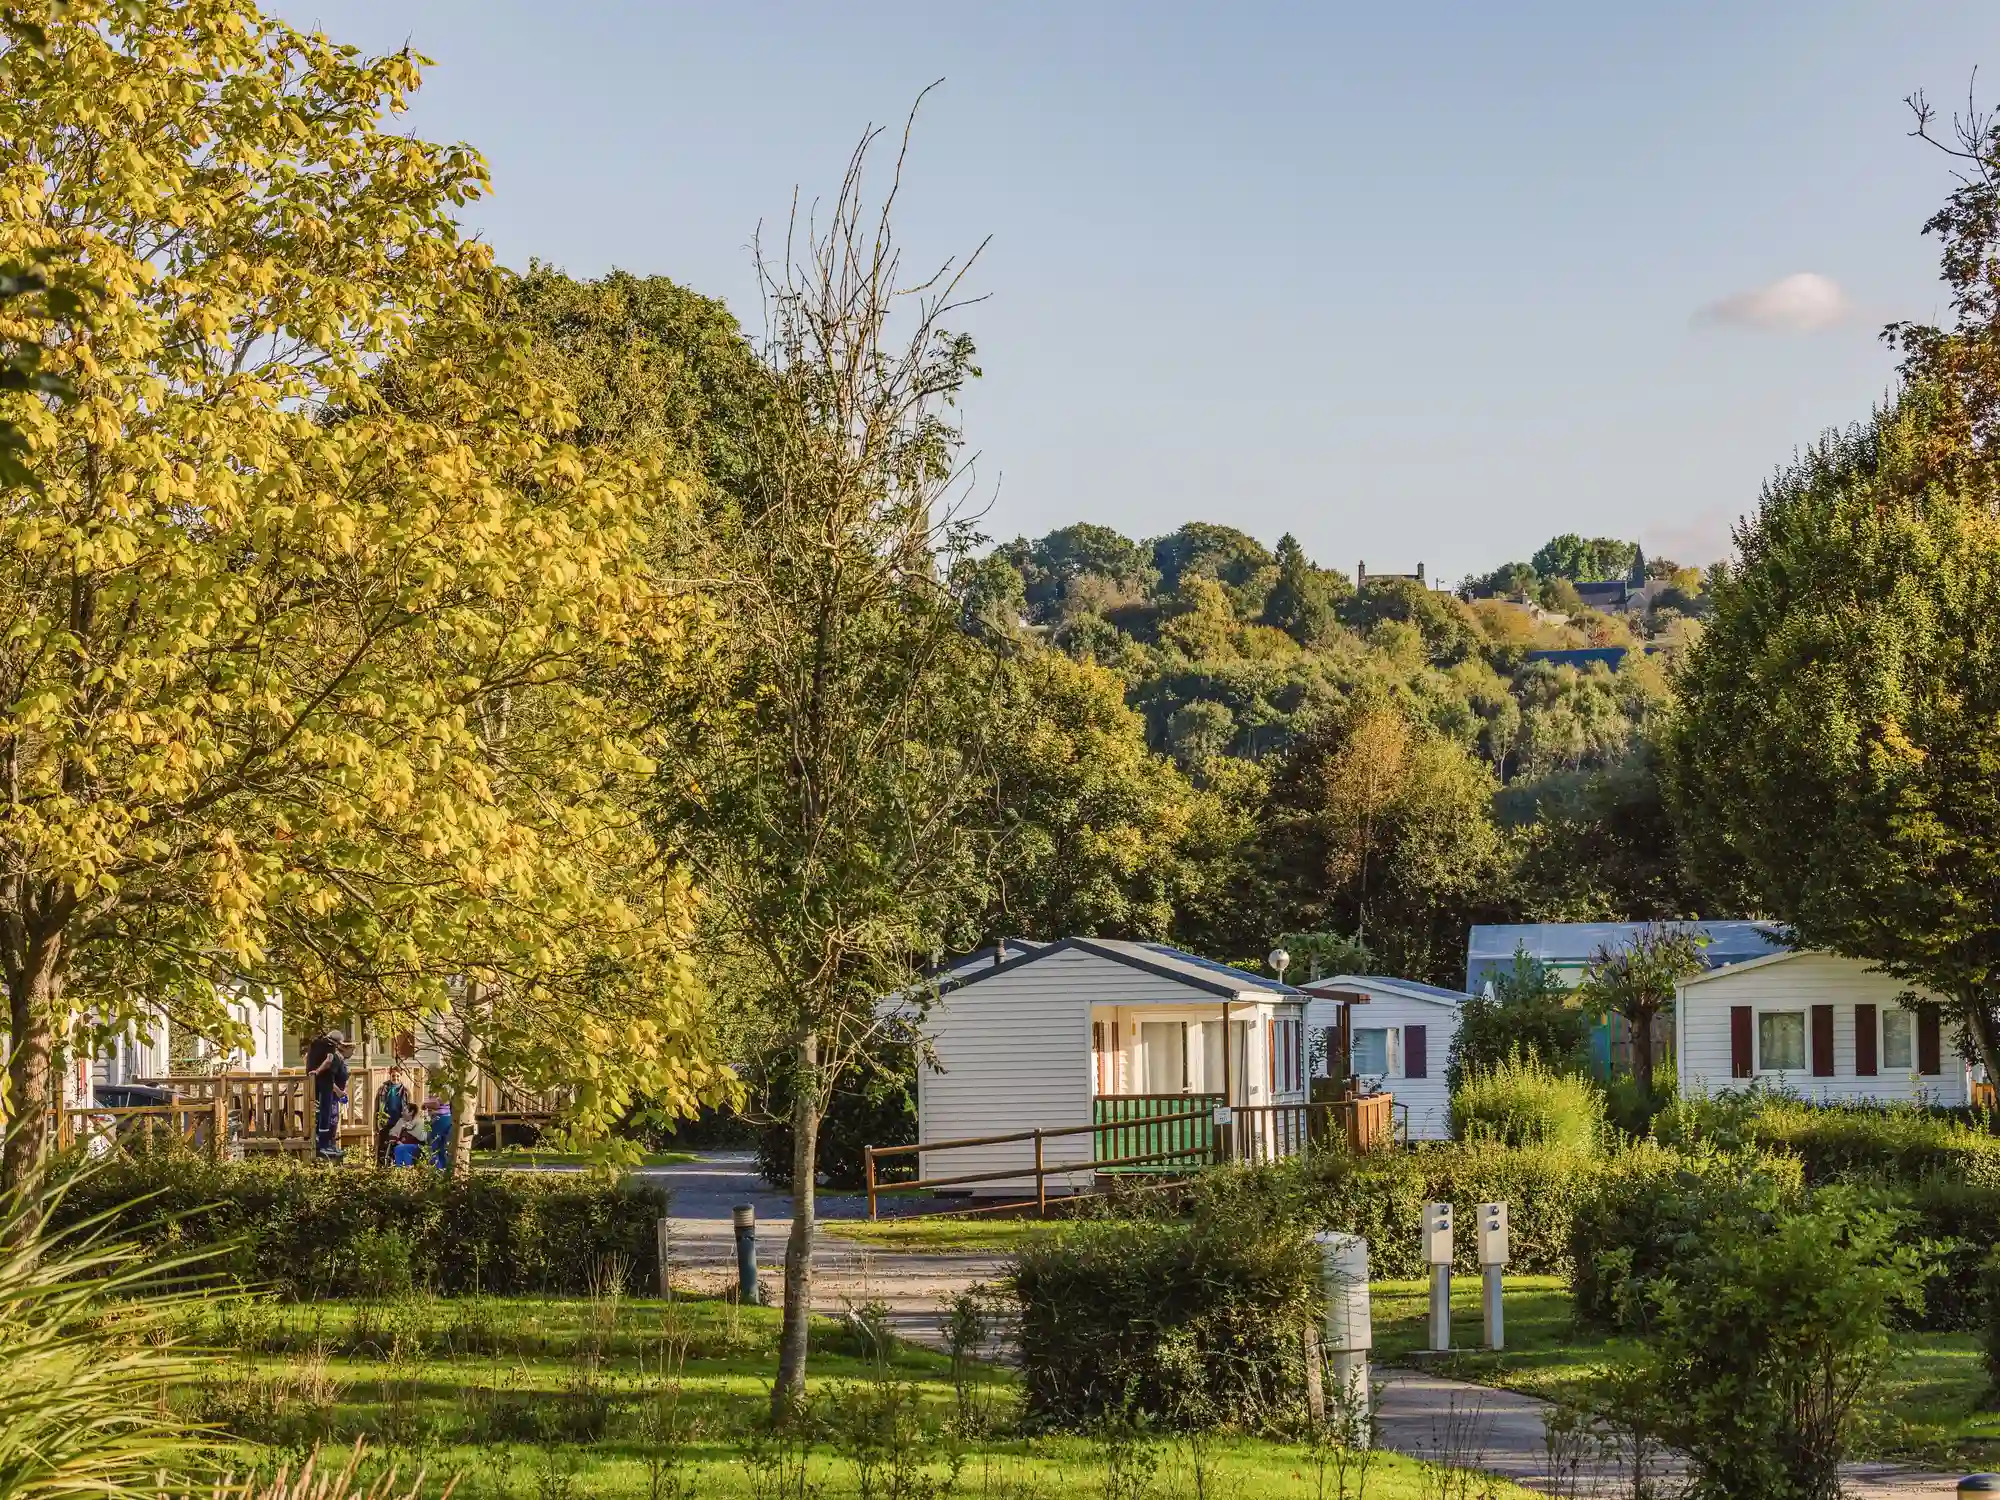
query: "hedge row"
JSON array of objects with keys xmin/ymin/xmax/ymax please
[
  {"xmin": 1014, "ymin": 1215, "xmax": 1317, "ymax": 1429},
  {"xmin": 52, "ymin": 1155, "xmax": 667, "ymax": 1299},
  {"xmin": 1746, "ymin": 1098, "xmax": 2000, "ymax": 1187}
]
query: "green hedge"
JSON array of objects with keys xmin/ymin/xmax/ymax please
[
  {"xmin": 51, "ymin": 1155, "xmax": 667, "ymax": 1299},
  {"xmin": 1748, "ymin": 1099, "xmax": 2000, "ymax": 1187},
  {"xmin": 1013, "ymin": 1216, "xmax": 1317, "ymax": 1429},
  {"xmin": 1181, "ymin": 1141, "xmax": 1598, "ymax": 1280}
]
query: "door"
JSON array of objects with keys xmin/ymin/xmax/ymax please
[{"xmin": 1140, "ymin": 1021, "xmax": 1186, "ymax": 1093}]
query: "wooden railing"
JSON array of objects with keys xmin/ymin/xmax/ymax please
[
  {"xmin": 137, "ymin": 1068, "xmax": 425, "ymax": 1154},
  {"xmin": 1093, "ymin": 1093, "xmax": 1224, "ymax": 1173},
  {"xmin": 57, "ymin": 1100, "xmax": 228, "ymax": 1159}
]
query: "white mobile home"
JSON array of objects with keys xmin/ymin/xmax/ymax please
[
  {"xmin": 1676, "ymin": 951, "xmax": 1971, "ymax": 1106},
  {"xmin": 1299, "ymin": 975, "xmax": 1468, "ymax": 1141},
  {"xmin": 909, "ymin": 938, "xmax": 1307, "ymax": 1195}
]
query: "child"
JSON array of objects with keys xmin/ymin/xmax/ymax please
[
  {"xmin": 423, "ymin": 1095, "xmax": 453, "ymax": 1170},
  {"xmin": 385, "ymin": 1098, "xmax": 426, "ymax": 1167}
]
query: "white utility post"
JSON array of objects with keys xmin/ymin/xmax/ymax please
[
  {"xmin": 1422, "ymin": 1200, "xmax": 1453, "ymax": 1352},
  {"xmin": 1477, "ymin": 1200, "xmax": 1509, "ymax": 1350},
  {"xmin": 1316, "ymin": 1231, "xmax": 1372, "ymax": 1438}
]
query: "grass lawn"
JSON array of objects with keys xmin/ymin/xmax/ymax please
[
  {"xmin": 1370, "ymin": 1274, "xmax": 2000, "ymax": 1468},
  {"xmin": 819, "ymin": 1215, "xmax": 1061, "ymax": 1254},
  {"xmin": 471, "ymin": 1148, "xmax": 697, "ymax": 1168},
  {"xmin": 183, "ymin": 1293, "xmax": 1539, "ymax": 1500}
]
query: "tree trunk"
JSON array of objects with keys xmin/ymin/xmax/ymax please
[
  {"xmin": 1629, "ymin": 1003, "xmax": 1656, "ymax": 1099},
  {"xmin": 771, "ymin": 1029, "xmax": 820, "ymax": 1421},
  {"xmin": 448, "ymin": 978, "xmax": 486, "ymax": 1178},
  {"xmin": 1958, "ymin": 989, "xmax": 2000, "ymax": 1131},
  {"xmin": 2, "ymin": 935, "xmax": 65, "ymax": 1213}
]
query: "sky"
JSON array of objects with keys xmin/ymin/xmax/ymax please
[{"xmin": 283, "ymin": 1, "xmax": 2000, "ymax": 583}]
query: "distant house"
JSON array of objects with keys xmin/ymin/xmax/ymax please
[
  {"xmin": 904, "ymin": 938, "xmax": 1306, "ymax": 1195},
  {"xmin": 1564, "ymin": 548, "xmax": 1669, "ymax": 617},
  {"xmin": 1356, "ymin": 561, "xmax": 1426, "ymax": 589},
  {"xmin": 1466, "ymin": 920, "xmax": 1788, "ymax": 1079},
  {"xmin": 1676, "ymin": 951, "xmax": 1973, "ymax": 1107},
  {"xmin": 1521, "ymin": 646, "xmax": 1638, "ymax": 671},
  {"xmin": 1298, "ymin": 975, "xmax": 1470, "ymax": 1140}
]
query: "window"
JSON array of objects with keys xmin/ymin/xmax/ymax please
[
  {"xmin": 1093, "ymin": 1021, "xmax": 1117, "ymax": 1094},
  {"xmin": 1268, "ymin": 1017, "xmax": 1302, "ymax": 1094},
  {"xmin": 1758, "ymin": 1010, "xmax": 1806, "ymax": 1072},
  {"xmin": 1352, "ymin": 1027, "xmax": 1399, "ymax": 1079},
  {"xmin": 1882, "ymin": 1008, "xmax": 1914, "ymax": 1071},
  {"xmin": 1140, "ymin": 1021, "xmax": 1186, "ymax": 1093}
]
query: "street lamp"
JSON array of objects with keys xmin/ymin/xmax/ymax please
[{"xmin": 1268, "ymin": 947, "xmax": 1290, "ymax": 982}]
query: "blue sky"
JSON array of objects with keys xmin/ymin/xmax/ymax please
[{"xmin": 286, "ymin": 1, "xmax": 2000, "ymax": 581}]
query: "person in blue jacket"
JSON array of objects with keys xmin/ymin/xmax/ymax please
[{"xmin": 423, "ymin": 1095, "xmax": 453, "ymax": 1169}]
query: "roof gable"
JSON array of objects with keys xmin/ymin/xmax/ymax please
[
  {"xmin": 931, "ymin": 937, "xmax": 1298, "ymax": 1002},
  {"xmin": 1302, "ymin": 974, "xmax": 1471, "ymax": 1009}
]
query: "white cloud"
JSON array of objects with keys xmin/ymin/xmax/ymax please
[{"xmin": 1697, "ymin": 272, "xmax": 1851, "ymax": 333}]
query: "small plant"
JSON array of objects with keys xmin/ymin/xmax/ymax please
[
  {"xmin": 347, "ymin": 1229, "xmax": 417, "ymax": 1301},
  {"xmin": 1415, "ymin": 1394, "xmax": 1489, "ymax": 1500},
  {"xmin": 1448, "ymin": 1049, "xmax": 1601, "ymax": 1152},
  {"xmin": 942, "ymin": 1286, "xmax": 1002, "ymax": 1437},
  {"xmin": 1090, "ymin": 1405, "xmax": 1159, "ymax": 1500},
  {"xmin": 1300, "ymin": 1373, "xmax": 1378, "ymax": 1500},
  {"xmin": 825, "ymin": 1373, "xmax": 965, "ymax": 1500},
  {"xmin": 638, "ymin": 1311, "xmax": 699, "ymax": 1500},
  {"xmin": 738, "ymin": 1413, "xmax": 823, "ymax": 1500}
]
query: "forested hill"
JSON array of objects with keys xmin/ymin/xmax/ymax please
[{"xmin": 955, "ymin": 521, "xmax": 1732, "ymax": 984}]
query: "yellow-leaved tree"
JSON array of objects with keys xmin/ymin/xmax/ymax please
[{"xmin": 0, "ymin": 0, "xmax": 723, "ymax": 1196}]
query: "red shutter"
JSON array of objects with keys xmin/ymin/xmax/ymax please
[
  {"xmin": 1267, "ymin": 1019, "xmax": 1276, "ymax": 1091},
  {"xmin": 1811, "ymin": 1005, "xmax": 1835, "ymax": 1077},
  {"xmin": 1918, "ymin": 1005, "xmax": 1943, "ymax": 1076},
  {"xmin": 1854, "ymin": 1005, "xmax": 1877, "ymax": 1077},
  {"xmin": 1405, "ymin": 1024, "xmax": 1428, "ymax": 1079},
  {"xmin": 1730, "ymin": 1006, "xmax": 1753, "ymax": 1078}
]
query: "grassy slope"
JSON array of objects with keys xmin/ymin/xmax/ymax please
[
  {"xmin": 1370, "ymin": 1275, "xmax": 2000, "ymax": 1468},
  {"xmin": 190, "ymin": 1295, "xmax": 1535, "ymax": 1499}
]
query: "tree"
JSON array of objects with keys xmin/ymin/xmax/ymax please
[
  {"xmin": 1463, "ymin": 560, "xmax": 1539, "ymax": 599},
  {"xmin": 978, "ymin": 651, "xmax": 1198, "ymax": 939},
  {"xmin": 1446, "ymin": 948, "xmax": 1590, "ymax": 1092},
  {"xmin": 1261, "ymin": 533, "xmax": 1332, "ymax": 644},
  {"xmin": 1574, "ymin": 923, "xmax": 1704, "ymax": 1098},
  {"xmin": 1531, "ymin": 534, "xmax": 1638, "ymax": 582},
  {"xmin": 646, "ymin": 107, "xmax": 992, "ymax": 1415},
  {"xmin": 0, "ymin": 1, "xmax": 720, "ymax": 1194},
  {"xmin": 1151, "ymin": 522, "xmax": 1272, "ymax": 592},
  {"xmin": 998, "ymin": 523, "xmax": 1153, "ymax": 621}
]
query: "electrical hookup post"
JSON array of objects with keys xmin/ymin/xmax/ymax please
[
  {"xmin": 1478, "ymin": 1201, "xmax": 1509, "ymax": 1350},
  {"xmin": 1422, "ymin": 1201, "xmax": 1453, "ymax": 1352},
  {"xmin": 1315, "ymin": 1231, "xmax": 1373, "ymax": 1440}
]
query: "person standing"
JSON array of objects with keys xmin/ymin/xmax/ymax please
[
  {"xmin": 374, "ymin": 1066, "xmax": 410, "ymax": 1167},
  {"xmin": 309, "ymin": 1032, "xmax": 350, "ymax": 1160}
]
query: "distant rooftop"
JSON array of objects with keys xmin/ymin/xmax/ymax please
[{"xmin": 1465, "ymin": 921, "xmax": 1787, "ymax": 994}]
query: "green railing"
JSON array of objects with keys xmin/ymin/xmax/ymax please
[{"xmin": 1093, "ymin": 1092, "xmax": 1223, "ymax": 1173}]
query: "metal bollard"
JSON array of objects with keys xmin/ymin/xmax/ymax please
[
  {"xmin": 1315, "ymin": 1231, "xmax": 1372, "ymax": 1441},
  {"xmin": 732, "ymin": 1204, "xmax": 758, "ymax": 1305},
  {"xmin": 1421, "ymin": 1201, "xmax": 1453, "ymax": 1353},
  {"xmin": 1478, "ymin": 1200, "xmax": 1510, "ymax": 1351}
]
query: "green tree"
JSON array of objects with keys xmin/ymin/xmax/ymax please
[
  {"xmin": 0, "ymin": 0, "xmax": 715, "ymax": 1193},
  {"xmin": 1151, "ymin": 522, "xmax": 1272, "ymax": 595},
  {"xmin": 1260, "ymin": 533, "xmax": 1333, "ymax": 644},
  {"xmin": 1447, "ymin": 949, "xmax": 1591, "ymax": 1091},
  {"xmin": 1463, "ymin": 560, "xmax": 1539, "ymax": 598},
  {"xmin": 982, "ymin": 651, "xmax": 1198, "ymax": 939},
  {"xmin": 1574, "ymin": 923, "xmax": 1705, "ymax": 1098},
  {"xmin": 998, "ymin": 523, "xmax": 1153, "ymax": 621},
  {"xmin": 647, "ymin": 114, "xmax": 992, "ymax": 1414},
  {"xmin": 1531, "ymin": 533, "xmax": 1638, "ymax": 582}
]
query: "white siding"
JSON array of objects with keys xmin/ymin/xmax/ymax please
[
  {"xmin": 918, "ymin": 948, "xmax": 1285, "ymax": 1194},
  {"xmin": 1677, "ymin": 952, "xmax": 1970, "ymax": 1106},
  {"xmin": 1303, "ymin": 983, "xmax": 1461, "ymax": 1140}
]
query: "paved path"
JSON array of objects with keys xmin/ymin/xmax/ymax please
[
  {"xmin": 1376, "ymin": 1365, "xmax": 1963, "ymax": 1499},
  {"xmin": 640, "ymin": 1152, "xmax": 1005, "ymax": 1351}
]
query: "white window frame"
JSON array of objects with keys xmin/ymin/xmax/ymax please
[
  {"xmin": 1881, "ymin": 1007, "xmax": 1915, "ymax": 1073},
  {"xmin": 1757, "ymin": 1009, "xmax": 1808, "ymax": 1074}
]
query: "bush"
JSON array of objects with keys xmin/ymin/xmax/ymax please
[
  {"xmin": 1449, "ymin": 1050, "xmax": 1602, "ymax": 1151},
  {"xmin": 1902, "ymin": 1175, "xmax": 2000, "ymax": 1331},
  {"xmin": 1446, "ymin": 949, "xmax": 1591, "ymax": 1093},
  {"xmin": 1631, "ymin": 1197, "xmax": 1926, "ymax": 1500},
  {"xmin": 48, "ymin": 1156, "xmax": 666, "ymax": 1299},
  {"xmin": 1178, "ymin": 1139, "xmax": 1597, "ymax": 1279},
  {"xmin": 1569, "ymin": 1143, "xmax": 1802, "ymax": 1330},
  {"xmin": 1745, "ymin": 1097, "xmax": 2000, "ymax": 1187},
  {"xmin": 757, "ymin": 1047, "xmax": 916, "ymax": 1191},
  {"xmin": 1983, "ymin": 1247, "xmax": 2000, "ymax": 1393},
  {"xmin": 1012, "ymin": 1214, "xmax": 1317, "ymax": 1429}
]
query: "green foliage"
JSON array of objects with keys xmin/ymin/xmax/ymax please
[
  {"xmin": 1445, "ymin": 949, "xmax": 1591, "ymax": 1091},
  {"xmin": 1449, "ymin": 1050, "xmax": 1602, "ymax": 1151},
  {"xmin": 1574, "ymin": 922, "xmax": 1706, "ymax": 1094},
  {"xmin": 1633, "ymin": 1196, "xmax": 1927, "ymax": 1500},
  {"xmin": 1982, "ymin": 1246, "xmax": 2000, "ymax": 1391},
  {"xmin": 1011, "ymin": 1214, "xmax": 1317, "ymax": 1429},
  {"xmin": 1568, "ymin": 1142, "xmax": 1802, "ymax": 1331},
  {"xmin": 1745, "ymin": 1096, "xmax": 2000, "ymax": 1186},
  {"xmin": 0, "ymin": 1167, "xmax": 206, "ymax": 1500},
  {"xmin": 1260, "ymin": 533, "xmax": 1336, "ymax": 645},
  {"xmin": 48, "ymin": 1156, "xmax": 665, "ymax": 1299},
  {"xmin": 756, "ymin": 1047, "xmax": 917, "ymax": 1192},
  {"xmin": 1151, "ymin": 522, "xmax": 1273, "ymax": 595},
  {"xmin": 1530, "ymin": 534, "xmax": 1638, "ymax": 583}
]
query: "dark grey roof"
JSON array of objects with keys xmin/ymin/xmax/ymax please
[
  {"xmin": 1465, "ymin": 921, "xmax": 1788, "ymax": 993},
  {"xmin": 931, "ymin": 936, "xmax": 1303, "ymax": 1002},
  {"xmin": 1355, "ymin": 975, "xmax": 1472, "ymax": 1003}
]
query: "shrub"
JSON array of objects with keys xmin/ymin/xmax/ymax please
[
  {"xmin": 1745, "ymin": 1097, "xmax": 2000, "ymax": 1187},
  {"xmin": 1901, "ymin": 1175, "xmax": 2000, "ymax": 1331},
  {"xmin": 1449, "ymin": 1050, "xmax": 1602, "ymax": 1151},
  {"xmin": 48, "ymin": 1156, "xmax": 665, "ymax": 1299},
  {"xmin": 1012, "ymin": 1214, "xmax": 1317, "ymax": 1429},
  {"xmin": 1569, "ymin": 1142, "xmax": 1802, "ymax": 1330},
  {"xmin": 756, "ymin": 1046, "xmax": 916, "ymax": 1191},
  {"xmin": 1632, "ymin": 1197, "xmax": 1926, "ymax": 1500},
  {"xmin": 1445, "ymin": 949, "xmax": 1591, "ymax": 1093},
  {"xmin": 1983, "ymin": 1247, "xmax": 2000, "ymax": 1392}
]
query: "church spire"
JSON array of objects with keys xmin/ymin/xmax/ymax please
[{"xmin": 1628, "ymin": 545, "xmax": 1647, "ymax": 589}]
